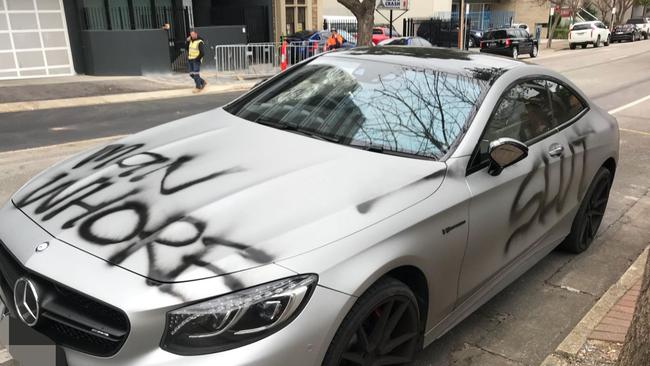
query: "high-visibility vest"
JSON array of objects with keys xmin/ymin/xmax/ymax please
[
  {"xmin": 188, "ymin": 39, "xmax": 203, "ymax": 60},
  {"xmin": 326, "ymin": 34, "xmax": 343, "ymax": 49}
]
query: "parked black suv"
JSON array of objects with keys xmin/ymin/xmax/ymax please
[{"xmin": 479, "ymin": 28, "xmax": 538, "ymax": 59}]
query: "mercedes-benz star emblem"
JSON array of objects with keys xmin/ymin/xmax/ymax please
[
  {"xmin": 13, "ymin": 278, "xmax": 39, "ymax": 327},
  {"xmin": 35, "ymin": 241, "xmax": 50, "ymax": 252}
]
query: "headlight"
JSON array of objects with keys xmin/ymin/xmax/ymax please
[{"xmin": 161, "ymin": 274, "xmax": 318, "ymax": 355}]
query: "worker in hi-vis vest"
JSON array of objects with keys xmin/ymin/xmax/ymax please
[{"xmin": 186, "ymin": 31, "xmax": 207, "ymax": 93}]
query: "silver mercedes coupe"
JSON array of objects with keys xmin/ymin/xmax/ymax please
[{"xmin": 0, "ymin": 47, "xmax": 619, "ymax": 366}]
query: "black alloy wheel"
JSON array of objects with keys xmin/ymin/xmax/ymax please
[
  {"xmin": 560, "ymin": 167, "xmax": 613, "ymax": 253},
  {"xmin": 323, "ymin": 278, "xmax": 421, "ymax": 366}
]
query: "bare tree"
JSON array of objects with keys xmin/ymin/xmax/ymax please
[
  {"xmin": 615, "ymin": 0, "xmax": 636, "ymax": 23},
  {"xmin": 618, "ymin": 253, "xmax": 650, "ymax": 366},
  {"xmin": 337, "ymin": 0, "xmax": 375, "ymax": 46},
  {"xmin": 593, "ymin": 0, "xmax": 614, "ymax": 22}
]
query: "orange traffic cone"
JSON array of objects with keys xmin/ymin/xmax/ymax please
[{"xmin": 280, "ymin": 41, "xmax": 288, "ymax": 71}]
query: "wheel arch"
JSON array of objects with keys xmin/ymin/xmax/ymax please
[
  {"xmin": 602, "ymin": 157, "xmax": 617, "ymax": 177},
  {"xmin": 383, "ymin": 265, "xmax": 429, "ymax": 330}
]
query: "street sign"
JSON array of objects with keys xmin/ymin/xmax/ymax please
[{"xmin": 377, "ymin": 0, "xmax": 409, "ymax": 10}]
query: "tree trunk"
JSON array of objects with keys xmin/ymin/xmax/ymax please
[
  {"xmin": 546, "ymin": 14, "xmax": 561, "ymax": 48},
  {"xmin": 618, "ymin": 252, "xmax": 650, "ymax": 366},
  {"xmin": 337, "ymin": 0, "xmax": 375, "ymax": 46}
]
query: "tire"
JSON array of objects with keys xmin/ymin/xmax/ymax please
[
  {"xmin": 644, "ymin": 32, "xmax": 648, "ymax": 40},
  {"xmin": 570, "ymin": 43, "xmax": 577, "ymax": 50},
  {"xmin": 593, "ymin": 36, "xmax": 601, "ymax": 47},
  {"xmin": 530, "ymin": 44, "xmax": 538, "ymax": 58},
  {"xmin": 581, "ymin": 43, "xmax": 588, "ymax": 49},
  {"xmin": 512, "ymin": 47, "xmax": 518, "ymax": 60},
  {"xmin": 604, "ymin": 35, "xmax": 610, "ymax": 46},
  {"xmin": 322, "ymin": 277, "xmax": 421, "ymax": 366},
  {"xmin": 559, "ymin": 167, "xmax": 613, "ymax": 254}
]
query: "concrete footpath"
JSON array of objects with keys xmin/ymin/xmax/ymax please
[
  {"xmin": 541, "ymin": 193, "xmax": 650, "ymax": 366},
  {"xmin": 0, "ymin": 73, "xmax": 255, "ymax": 113}
]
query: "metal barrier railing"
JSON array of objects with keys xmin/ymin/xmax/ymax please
[{"xmin": 215, "ymin": 42, "xmax": 323, "ymax": 78}]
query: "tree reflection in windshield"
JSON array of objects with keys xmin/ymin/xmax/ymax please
[{"xmin": 225, "ymin": 57, "xmax": 489, "ymax": 159}]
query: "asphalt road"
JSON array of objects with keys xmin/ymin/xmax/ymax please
[
  {"xmin": 0, "ymin": 92, "xmax": 241, "ymax": 152},
  {"xmin": 1, "ymin": 40, "xmax": 650, "ymax": 366}
]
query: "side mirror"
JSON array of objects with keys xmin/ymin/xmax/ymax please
[{"xmin": 488, "ymin": 138, "xmax": 529, "ymax": 176}]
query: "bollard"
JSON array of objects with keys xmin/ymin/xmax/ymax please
[{"xmin": 280, "ymin": 41, "xmax": 288, "ymax": 71}]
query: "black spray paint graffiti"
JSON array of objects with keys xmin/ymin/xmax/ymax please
[
  {"xmin": 14, "ymin": 143, "xmax": 272, "ymax": 297},
  {"xmin": 505, "ymin": 135, "xmax": 590, "ymax": 253}
]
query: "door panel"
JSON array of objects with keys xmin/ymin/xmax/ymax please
[
  {"xmin": 458, "ymin": 78, "xmax": 569, "ymax": 300},
  {"xmin": 460, "ymin": 137, "xmax": 565, "ymax": 298}
]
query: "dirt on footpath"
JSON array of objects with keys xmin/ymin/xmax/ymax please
[{"xmin": 562, "ymin": 340, "xmax": 622, "ymax": 366}]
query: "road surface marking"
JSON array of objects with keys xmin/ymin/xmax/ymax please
[
  {"xmin": 608, "ymin": 94, "xmax": 650, "ymax": 114},
  {"xmin": 609, "ymin": 54, "xmax": 630, "ymax": 61},
  {"xmin": 50, "ymin": 126, "xmax": 72, "ymax": 131},
  {"xmin": 619, "ymin": 128, "xmax": 650, "ymax": 137}
]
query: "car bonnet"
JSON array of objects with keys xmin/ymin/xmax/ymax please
[{"xmin": 11, "ymin": 108, "xmax": 446, "ymax": 283}]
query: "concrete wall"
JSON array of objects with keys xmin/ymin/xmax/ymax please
[
  {"xmin": 194, "ymin": 25, "xmax": 247, "ymax": 67},
  {"xmin": 492, "ymin": 0, "xmax": 551, "ymax": 29},
  {"xmin": 81, "ymin": 30, "xmax": 171, "ymax": 76}
]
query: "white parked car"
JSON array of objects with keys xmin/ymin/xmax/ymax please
[
  {"xmin": 569, "ymin": 21, "xmax": 611, "ymax": 49},
  {"xmin": 512, "ymin": 23, "xmax": 530, "ymax": 34}
]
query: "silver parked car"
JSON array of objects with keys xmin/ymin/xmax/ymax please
[{"xmin": 0, "ymin": 47, "xmax": 619, "ymax": 366}]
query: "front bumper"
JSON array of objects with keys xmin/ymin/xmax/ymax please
[{"xmin": 0, "ymin": 203, "xmax": 354, "ymax": 366}]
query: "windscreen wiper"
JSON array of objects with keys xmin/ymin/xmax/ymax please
[
  {"xmin": 255, "ymin": 118, "xmax": 340, "ymax": 143},
  {"xmin": 348, "ymin": 142, "xmax": 438, "ymax": 160}
]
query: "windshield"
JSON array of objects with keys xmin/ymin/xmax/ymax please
[
  {"xmin": 484, "ymin": 30, "xmax": 507, "ymax": 40},
  {"xmin": 225, "ymin": 56, "xmax": 487, "ymax": 159},
  {"xmin": 572, "ymin": 24, "xmax": 592, "ymax": 31},
  {"xmin": 380, "ymin": 38, "xmax": 410, "ymax": 45}
]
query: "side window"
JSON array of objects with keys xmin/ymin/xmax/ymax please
[
  {"xmin": 547, "ymin": 81, "xmax": 586, "ymax": 126},
  {"xmin": 482, "ymin": 80, "xmax": 553, "ymax": 150}
]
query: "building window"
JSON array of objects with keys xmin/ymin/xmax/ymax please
[
  {"xmin": 285, "ymin": 0, "xmax": 307, "ymax": 35},
  {"xmin": 108, "ymin": 0, "xmax": 131, "ymax": 30},
  {"xmin": 80, "ymin": 0, "xmax": 177, "ymax": 31}
]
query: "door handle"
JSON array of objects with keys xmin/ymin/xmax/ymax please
[{"xmin": 549, "ymin": 144, "xmax": 564, "ymax": 157}]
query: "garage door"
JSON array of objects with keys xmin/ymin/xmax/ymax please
[{"xmin": 0, "ymin": 0, "xmax": 74, "ymax": 80}]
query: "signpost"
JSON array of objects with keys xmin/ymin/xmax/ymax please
[
  {"xmin": 376, "ymin": 0, "xmax": 409, "ymax": 38},
  {"xmin": 547, "ymin": 6, "xmax": 554, "ymax": 38}
]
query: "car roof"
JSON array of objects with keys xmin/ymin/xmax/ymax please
[
  {"xmin": 486, "ymin": 27, "xmax": 519, "ymax": 31},
  {"xmin": 323, "ymin": 46, "xmax": 524, "ymax": 75}
]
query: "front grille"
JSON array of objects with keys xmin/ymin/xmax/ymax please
[{"xmin": 0, "ymin": 240, "xmax": 130, "ymax": 357}]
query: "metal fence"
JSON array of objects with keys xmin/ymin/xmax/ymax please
[{"xmin": 215, "ymin": 42, "xmax": 323, "ymax": 78}]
